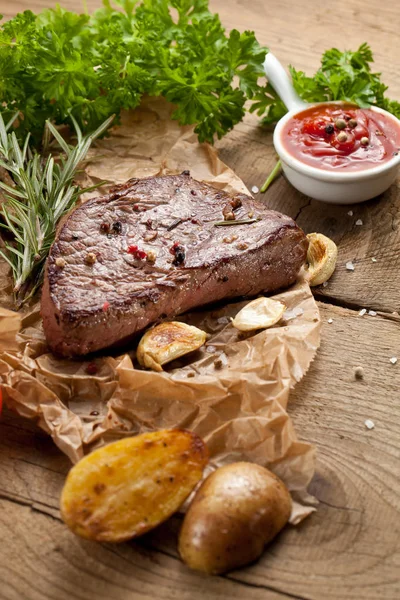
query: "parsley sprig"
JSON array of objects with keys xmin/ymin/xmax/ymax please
[
  {"xmin": 0, "ymin": 3, "xmax": 398, "ymax": 146},
  {"xmin": 0, "ymin": 1, "xmax": 271, "ymax": 146},
  {"xmin": 252, "ymin": 43, "xmax": 400, "ymax": 125}
]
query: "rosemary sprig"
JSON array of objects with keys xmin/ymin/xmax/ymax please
[
  {"xmin": 214, "ymin": 218, "xmax": 261, "ymax": 226},
  {"xmin": 0, "ymin": 113, "xmax": 114, "ymax": 306}
]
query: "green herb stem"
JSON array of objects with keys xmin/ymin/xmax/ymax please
[{"xmin": 260, "ymin": 160, "xmax": 282, "ymax": 193}]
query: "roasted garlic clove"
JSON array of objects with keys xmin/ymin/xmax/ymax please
[
  {"xmin": 306, "ymin": 233, "xmax": 338, "ymax": 286},
  {"xmin": 137, "ymin": 321, "xmax": 207, "ymax": 371},
  {"xmin": 232, "ymin": 297, "xmax": 286, "ymax": 332}
]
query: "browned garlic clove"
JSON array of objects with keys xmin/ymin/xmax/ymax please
[
  {"xmin": 137, "ymin": 321, "xmax": 207, "ymax": 371},
  {"xmin": 232, "ymin": 297, "xmax": 286, "ymax": 332},
  {"xmin": 306, "ymin": 232, "xmax": 338, "ymax": 286}
]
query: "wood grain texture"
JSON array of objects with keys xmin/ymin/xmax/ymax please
[
  {"xmin": 1, "ymin": 304, "xmax": 400, "ymax": 600},
  {"xmin": 1, "ymin": 0, "xmax": 400, "ymax": 598}
]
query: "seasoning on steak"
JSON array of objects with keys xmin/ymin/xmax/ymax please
[{"xmin": 41, "ymin": 173, "xmax": 308, "ymax": 357}]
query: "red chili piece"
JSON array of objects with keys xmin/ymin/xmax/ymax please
[
  {"xmin": 102, "ymin": 301, "xmax": 110, "ymax": 312},
  {"xmin": 128, "ymin": 245, "xmax": 147, "ymax": 259},
  {"xmin": 169, "ymin": 241, "xmax": 181, "ymax": 255}
]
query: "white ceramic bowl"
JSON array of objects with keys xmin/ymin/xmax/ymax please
[{"xmin": 263, "ymin": 54, "xmax": 400, "ymax": 205}]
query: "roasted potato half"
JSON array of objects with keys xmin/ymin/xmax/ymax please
[
  {"xmin": 137, "ymin": 321, "xmax": 207, "ymax": 371},
  {"xmin": 179, "ymin": 462, "xmax": 292, "ymax": 574},
  {"xmin": 60, "ymin": 429, "xmax": 209, "ymax": 543}
]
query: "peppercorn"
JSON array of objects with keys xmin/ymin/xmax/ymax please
[
  {"xmin": 100, "ymin": 222, "xmax": 110, "ymax": 233},
  {"xmin": 360, "ymin": 137, "xmax": 369, "ymax": 146},
  {"xmin": 335, "ymin": 119, "xmax": 347, "ymax": 130},
  {"xmin": 85, "ymin": 253, "xmax": 97, "ymax": 265},
  {"xmin": 337, "ymin": 132, "xmax": 348, "ymax": 143},
  {"xmin": 181, "ymin": 170, "xmax": 190, "ymax": 176},
  {"xmin": 190, "ymin": 189, "xmax": 197, "ymax": 196},
  {"xmin": 172, "ymin": 245, "xmax": 185, "ymax": 266},
  {"xmin": 55, "ymin": 257, "xmax": 66, "ymax": 269},
  {"xmin": 354, "ymin": 366, "xmax": 364, "ymax": 380},
  {"xmin": 325, "ymin": 123, "xmax": 335, "ymax": 135},
  {"xmin": 128, "ymin": 245, "xmax": 147, "ymax": 259},
  {"xmin": 86, "ymin": 363, "xmax": 98, "ymax": 375},
  {"xmin": 230, "ymin": 197, "xmax": 242, "ymax": 209},
  {"xmin": 348, "ymin": 119, "xmax": 358, "ymax": 129},
  {"xmin": 111, "ymin": 221, "xmax": 122, "ymax": 234},
  {"xmin": 146, "ymin": 250, "xmax": 157, "ymax": 263}
]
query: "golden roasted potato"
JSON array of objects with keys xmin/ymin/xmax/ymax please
[
  {"xmin": 306, "ymin": 232, "xmax": 338, "ymax": 286},
  {"xmin": 232, "ymin": 297, "xmax": 286, "ymax": 331},
  {"xmin": 178, "ymin": 462, "xmax": 292, "ymax": 574},
  {"xmin": 137, "ymin": 321, "xmax": 207, "ymax": 371},
  {"xmin": 60, "ymin": 429, "xmax": 209, "ymax": 543}
]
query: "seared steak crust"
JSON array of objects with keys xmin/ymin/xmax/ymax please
[{"xmin": 41, "ymin": 173, "xmax": 308, "ymax": 357}]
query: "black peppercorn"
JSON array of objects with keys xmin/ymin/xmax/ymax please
[
  {"xmin": 111, "ymin": 221, "xmax": 122, "ymax": 234},
  {"xmin": 325, "ymin": 124, "xmax": 334, "ymax": 135},
  {"xmin": 181, "ymin": 170, "xmax": 190, "ymax": 176},
  {"xmin": 172, "ymin": 245, "xmax": 185, "ymax": 266}
]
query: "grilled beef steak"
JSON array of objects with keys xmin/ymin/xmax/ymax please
[{"xmin": 41, "ymin": 173, "xmax": 308, "ymax": 357}]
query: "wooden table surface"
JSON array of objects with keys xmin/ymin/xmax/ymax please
[{"xmin": 1, "ymin": 1, "xmax": 400, "ymax": 599}]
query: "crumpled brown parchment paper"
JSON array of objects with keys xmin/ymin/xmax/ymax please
[{"xmin": 0, "ymin": 97, "xmax": 320, "ymax": 523}]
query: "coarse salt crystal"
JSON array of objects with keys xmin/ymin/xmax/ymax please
[
  {"xmin": 365, "ymin": 419, "xmax": 375, "ymax": 430},
  {"xmin": 390, "ymin": 357, "xmax": 398, "ymax": 364},
  {"xmin": 322, "ymin": 281, "xmax": 329, "ymax": 288},
  {"xmin": 371, "ymin": 257, "xmax": 377, "ymax": 262},
  {"xmin": 346, "ymin": 261, "xmax": 355, "ymax": 271},
  {"xmin": 206, "ymin": 345, "xmax": 217, "ymax": 353},
  {"xmin": 251, "ymin": 185, "xmax": 259, "ymax": 194},
  {"xmin": 283, "ymin": 307, "xmax": 303, "ymax": 321},
  {"xmin": 347, "ymin": 210, "xmax": 353, "ymax": 216},
  {"xmin": 218, "ymin": 352, "xmax": 229, "ymax": 366},
  {"xmin": 359, "ymin": 309, "xmax": 367, "ymax": 316},
  {"xmin": 327, "ymin": 318, "xmax": 333, "ymax": 324},
  {"xmin": 355, "ymin": 219, "xmax": 363, "ymax": 226},
  {"xmin": 368, "ymin": 310, "xmax": 377, "ymax": 316}
]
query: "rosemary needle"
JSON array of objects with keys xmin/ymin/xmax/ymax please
[
  {"xmin": 214, "ymin": 218, "xmax": 260, "ymax": 226},
  {"xmin": 0, "ymin": 113, "xmax": 114, "ymax": 306}
]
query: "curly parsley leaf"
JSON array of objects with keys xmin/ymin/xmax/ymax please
[
  {"xmin": 260, "ymin": 43, "xmax": 400, "ymax": 124},
  {"xmin": 0, "ymin": 1, "xmax": 270, "ymax": 145}
]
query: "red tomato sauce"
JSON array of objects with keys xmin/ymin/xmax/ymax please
[{"xmin": 281, "ymin": 104, "xmax": 400, "ymax": 171}]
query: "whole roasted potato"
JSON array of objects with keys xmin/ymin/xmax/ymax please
[
  {"xmin": 60, "ymin": 429, "xmax": 208, "ymax": 543},
  {"xmin": 178, "ymin": 462, "xmax": 292, "ymax": 574}
]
